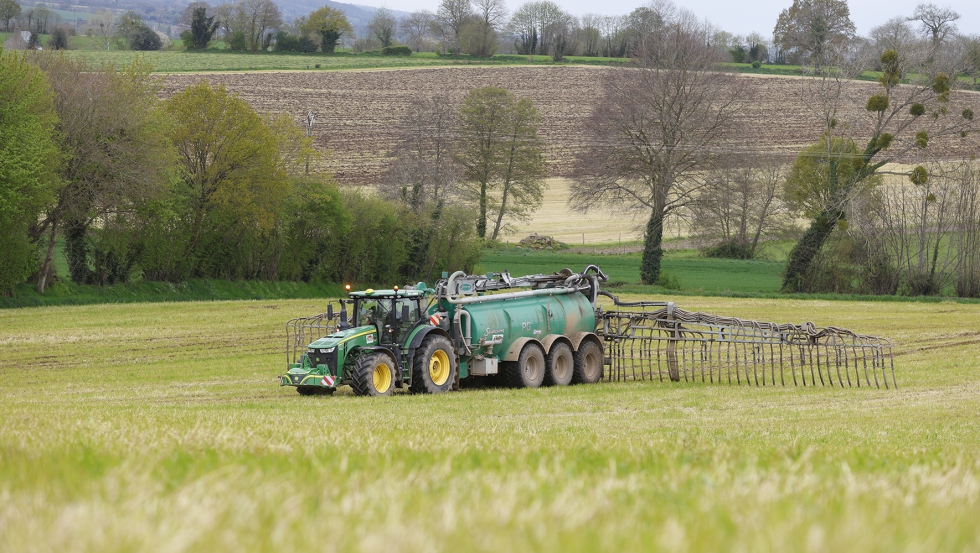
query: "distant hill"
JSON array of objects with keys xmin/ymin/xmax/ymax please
[{"xmin": 306, "ymin": 1, "xmax": 413, "ymax": 38}]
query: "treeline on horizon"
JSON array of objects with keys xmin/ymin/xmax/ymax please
[{"xmin": 3, "ymin": 0, "xmax": 979, "ymax": 80}]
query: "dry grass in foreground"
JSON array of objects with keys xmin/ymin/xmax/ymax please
[{"xmin": 1, "ymin": 296, "xmax": 978, "ymax": 552}]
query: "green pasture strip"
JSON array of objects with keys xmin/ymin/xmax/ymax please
[
  {"xmin": 57, "ymin": 49, "xmax": 628, "ymax": 73},
  {"xmin": 1, "ymin": 279, "xmax": 343, "ymax": 309},
  {"xmin": 1, "ymin": 297, "xmax": 978, "ymax": 552},
  {"xmin": 482, "ymin": 247, "xmax": 785, "ymax": 294}
]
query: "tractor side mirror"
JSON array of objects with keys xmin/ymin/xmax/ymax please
[
  {"xmin": 339, "ymin": 302, "xmax": 349, "ymax": 329},
  {"xmin": 401, "ymin": 304, "xmax": 409, "ymax": 322},
  {"xmin": 327, "ymin": 304, "xmax": 334, "ymax": 320}
]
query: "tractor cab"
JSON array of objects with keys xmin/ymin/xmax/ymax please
[{"xmin": 350, "ymin": 290, "xmax": 425, "ymax": 345}]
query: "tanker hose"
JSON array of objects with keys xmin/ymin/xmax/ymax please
[
  {"xmin": 445, "ymin": 270, "xmax": 467, "ymax": 304},
  {"xmin": 582, "ymin": 264, "xmax": 609, "ymax": 282}
]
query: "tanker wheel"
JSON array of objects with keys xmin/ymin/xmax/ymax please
[
  {"xmin": 503, "ymin": 343, "xmax": 546, "ymax": 388},
  {"xmin": 351, "ymin": 352, "xmax": 395, "ymax": 397},
  {"xmin": 544, "ymin": 342, "xmax": 574, "ymax": 386},
  {"xmin": 572, "ymin": 341, "xmax": 603, "ymax": 384},
  {"xmin": 410, "ymin": 335, "xmax": 456, "ymax": 394}
]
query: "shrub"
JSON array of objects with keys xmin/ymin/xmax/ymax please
[
  {"xmin": 381, "ymin": 45, "xmax": 412, "ymax": 56},
  {"xmin": 229, "ymin": 31, "xmax": 246, "ymax": 51},
  {"xmin": 703, "ymin": 239, "xmax": 753, "ymax": 260},
  {"xmin": 48, "ymin": 27, "xmax": 69, "ymax": 50},
  {"xmin": 129, "ymin": 25, "xmax": 162, "ymax": 51},
  {"xmin": 655, "ymin": 271, "xmax": 681, "ymax": 290},
  {"xmin": 751, "ymin": 60, "xmax": 761, "ymax": 69}
]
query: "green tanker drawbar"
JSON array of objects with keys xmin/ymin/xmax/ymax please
[
  {"xmin": 280, "ymin": 266, "xmax": 608, "ymax": 396},
  {"xmin": 280, "ymin": 264, "xmax": 897, "ymax": 395}
]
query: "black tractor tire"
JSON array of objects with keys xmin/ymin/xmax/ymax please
[
  {"xmin": 502, "ymin": 343, "xmax": 546, "ymax": 388},
  {"xmin": 351, "ymin": 352, "xmax": 396, "ymax": 397},
  {"xmin": 410, "ymin": 335, "xmax": 457, "ymax": 394},
  {"xmin": 572, "ymin": 340, "xmax": 604, "ymax": 384},
  {"xmin": 544, "ymin": 342, "xmax": 574, "ymax": 386}
]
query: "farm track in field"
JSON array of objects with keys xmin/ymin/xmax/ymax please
[{"xmin": 162, "ymin": 67, "xmax": 980, "ymax": 186}]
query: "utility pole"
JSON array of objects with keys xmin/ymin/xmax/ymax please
[{"xmin": 305, "ymin": 110, "xmax": 315, "ymax": 175}]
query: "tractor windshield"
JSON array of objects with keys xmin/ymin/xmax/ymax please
[
  {"xmin": 352, "ymin": 296, "xmax": 423, "ymax": 343},
  {"xmin": 354, "ymin": 298, "xmax": 390, "ymax": 329}
]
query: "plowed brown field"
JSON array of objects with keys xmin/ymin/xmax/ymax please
[{"xmin": 162, "ymin": 67, "xmax": 980, "ymax": 186}]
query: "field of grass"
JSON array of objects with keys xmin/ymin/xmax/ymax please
[
  {"xmin": 2, "ymin": 295, "xmax": 978, "ymax": 551},
  {"xmin": 482, "ymin": 247, "xmax": 786, "ymax": 294},
  {"xmin": 53, "ymin": 49, "xmax": 627, "ymax": 73}
]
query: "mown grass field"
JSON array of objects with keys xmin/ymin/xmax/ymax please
[{"xmin": 2, "ymin": 296, "xmax": 979, "ymax": 552}]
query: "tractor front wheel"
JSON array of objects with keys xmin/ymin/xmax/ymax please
[
  {"xmin": 503, "ymin": 343, "xmax": 546, "ymax": 388},
  {"xmin": 411, "ymin": 335, "xmax": 456, "ymax": 394},
  {"xmin": 351, "ymin": 352, "xmax": 396, "ymax": 397}
]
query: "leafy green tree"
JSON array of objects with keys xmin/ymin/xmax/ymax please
[
  {"xmin": 1, "ymin": 0, "xmax": 21, "ymax": 32},
  {"xmin": 457, "ymin": 87, "xmax": 546, "ymax": 241},
  {"xmin": 302, "ymin": 6, "xmax": 352, "ymax": 53},
  {"xmin": 0, "ymin": 50, "xmax": 60, "ymax": 295},
  {"xmin": 163, "ymin": 80, "xmax": 289, "ymax": 279},
  {"xmin": 48, "ymin": 27, "xmax": 69, "ymax": 50},
  {"xmin": 28, "ymin": 55, "xmax": 172, "ymax": 291},
  {"xmin": 188, "ymin": 6, "xmax": 218, "ymax": 49}
]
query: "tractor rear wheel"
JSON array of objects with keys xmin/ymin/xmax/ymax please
[
  {"xmin": 351, "ymin": 352, "xmax": 396, "ymax": 397},
  {"xmin": 411, "ymin": 335, "xmax": 456, "ymax": 394},
  {"xmin": 573, "ymin": 341, "xmax": 603, "ymax": 384},
  {"xmin": 544, "ymin": 342, "xmax": 574, "ymax": 386},
  {"xmin": 503, "ymin": 343, "xmax": 546, "ymax": 388}
]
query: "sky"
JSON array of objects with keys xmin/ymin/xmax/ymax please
[{"xmin": 348, "ymin": 0, "xmax": 979, "ymax": 38}]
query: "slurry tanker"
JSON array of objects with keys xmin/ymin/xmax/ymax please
[{"xmin": 280, "ymin": 265, "xmax": 896, "ymax": 396}]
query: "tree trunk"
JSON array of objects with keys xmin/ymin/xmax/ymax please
[
  {"xmin": 37, "ymin": 215, "xmax": 60, "ymax": 294},
  {"xmin": 477, "ymin": 180, "xmax": 488, "ymax": 239},
  {"xmin": 782, "ymin": 208, "xmax": 843, "ymax": 292},
  {"xmin": 490, "ymin": 181, "xmax": 509, "ymax": 241},
  {"xmin": 640, "ymin": 208, "xmax": 665, "ymax": 285}
]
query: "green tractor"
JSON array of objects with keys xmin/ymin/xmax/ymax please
[
  {"xmin": 280, "ymin": 266, "xmax": 608, "ymax": 396},
  {"xmin": 281, "ymin": 283, "xmax": 456, "ymax": 396}
]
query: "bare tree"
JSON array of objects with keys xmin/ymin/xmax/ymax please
[
  {"xmin": 867, "ymin": 17, "xmax": 923, "ymax": 64},
  {"xmin": 92, "ymin": 10, "xmax": 115, "ymax": 51},
  {"xmin": 437, "ymin": 0, "xmax": 474, "ymax": 55},
  {"xmin": 471, "ymin": 0, "xmax": 507, "ymax": 58},
  {"xmin": 571, "ymin": 13, "xmax": 744, "ymax": 284},
  {"xmin": 545, "ymin": 11, "xmax": 576, "ymax": 61},
  {"xmin": 369, "ymin": 6, "xmax": 397, "ymax": 48},
  {"xmin": 382, "ymin": 94, "xmax": 460, "ymax": 214},
  {"xmin": 240, "ymin": 0, "xmax": 281, "ymax": 51},
  {"xmin": 908, "ymin": 3, "xmax": 959, "ymax": 49},
  {"xmin": 579, "ymin": 13, "xmax": 601, "ymax": 57},
  {"xmin": 400, "ymin": 11, "xmax": 434, "ymax": 52},
  {"xmin": 773, "ymin": 0, "xmax": 855, "ymax": 70},
  {"xmin": 952, "ymin": 163, "xmax": 980, "ymax": 296},
  {"xmin": 690, "ymin": 159, "xmax": 792, "ymax": 259}
]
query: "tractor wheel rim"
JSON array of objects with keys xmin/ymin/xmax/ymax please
[
  {"xmin": 374, "ymin": 362, "xmax": 392, "ymax": 393},
  {"xmin": 429, "ymin": 350, "xmax": 450, "ymax": 386}
]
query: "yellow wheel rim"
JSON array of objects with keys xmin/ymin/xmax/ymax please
[
  {"xmin": 429, "ymin": 349, "xmax": 451, "ymax": 386},
  {"xmin": 373, "ymin": 362, "xmax": 392, "ymax": 393}
]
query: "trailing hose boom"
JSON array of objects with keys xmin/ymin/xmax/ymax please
[{"xmin": 280, "ymin": 264, "xmax": 895, "ymax": 396}]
